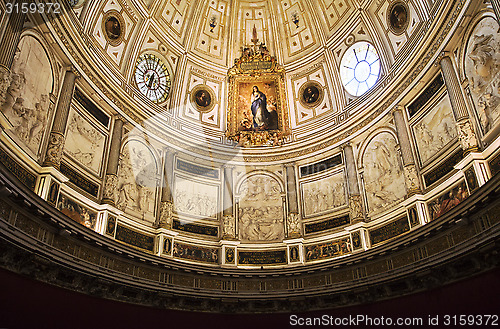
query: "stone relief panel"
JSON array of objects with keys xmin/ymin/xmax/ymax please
[
  {"xmin": 116, "ymin": 140, "xmax": 158, "ymax": 222},
  {"xmin": 465, "ymin": 17, "xmax": 500, "ymax": 134},
  {"xmin": 362, "ymin": 132, "xmax": 406, "ymax": 214},
  {"xmin": 300, "ymin": 171, "xmax": 347, "ymax": 218},
  {"xmin": 173, "ymin": 175, "xmax": 219, "ymax": 220},
  {"xmin": 1, "ymin": 36, "xmax": 53, "ymax": 156},
  {"xmin": 412, "ymin": 94, "xmax": 458, "ymax": 165},
  {"xmin": 237, "ymin": 174, "xmax": 284, "ymax": 242},
  {"xmin": 64, "ymin": 108, "xmax": 106, "ymax": 175}
]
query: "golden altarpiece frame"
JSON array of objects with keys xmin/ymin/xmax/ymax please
[{"xmin": 226, "ymin": 41, "xmax": 290, "ymax": 147}]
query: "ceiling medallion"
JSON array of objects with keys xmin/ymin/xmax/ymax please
[
  {"xmin": 102, "ymin": 10, "xmax": 125, "ymax": 46},
  {"xmin": 190, "ymin": 85, "xmax": 216, "ymax": 113},
  {"xmin": 68, "ymin": 0, "xmax": 81, "ymax": 7},
  {"xmin": 226, "ymin": 26, "xmax": 290, "ymax": 147},
  {"xmin": 298, "ymin": 81, "xmax": 324, "ymax": 109},
  {"xmin": 388, "ymin": 1, "xmax": 409, "ymax": 35},
  {"xmin": 134, "ymin": 53, "xmax": 171, "ymax": 103}
]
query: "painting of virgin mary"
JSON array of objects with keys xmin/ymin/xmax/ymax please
[{"xmin": 251, "ymin": 86, "xmax": 269, "ymax": 129}]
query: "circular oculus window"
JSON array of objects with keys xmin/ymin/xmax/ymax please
[
  {"xmin": 340, "ymin": 41, "xmax": 380, "ymax": 97},
  {"xmin": 135, "ymin": 54, "xmax": 171, "ymax": 103}
]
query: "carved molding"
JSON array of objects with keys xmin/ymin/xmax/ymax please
[
  {"xmin": 158, "ymin": 200, "xmax": 173, "ymax": 228},
  {"xmin": 286, "ymin": 212, "xmax": 301, "ymax": 238},
  {"xmin": 457, "ymin": 119, "xmax": 479, "ymax": 153},
  {"xmin": 403, "ymin": 164, "xmax": 421, "ymax": 195},
  {"xmin": 102, "ymin": 174, "xmax": 118, "ymax": 204},
  {"xmin": 349, "ymin": 194, "xmax": 364, "ymax": 222},
  {"xmin": 0, "ymin": 66, "xmax": 12, "ymax": 105},
  {"xmin": 222, "ymin": 215, "xmax": 236, "ymax": 239},
  {"xmin": 43, "ymin": 132, "xmax": 65, "ymax": 168}
]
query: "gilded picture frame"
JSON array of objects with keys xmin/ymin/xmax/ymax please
[{"xmin": 226, "ymin": 49, "xmax": 290, "ymax": 147}]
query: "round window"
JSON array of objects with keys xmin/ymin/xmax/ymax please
[{"xmin": 340, "ymin": 42, "xmax": 380, "ymax": 96}]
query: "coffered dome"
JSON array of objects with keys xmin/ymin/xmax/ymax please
[{"xmin": 65, "ymin": 0, "xmax": 432, "ymax": 158}]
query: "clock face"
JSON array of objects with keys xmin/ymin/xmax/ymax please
[{"xmin": 135, "ymin": 54, "xmax": 171, "ymax": 103}]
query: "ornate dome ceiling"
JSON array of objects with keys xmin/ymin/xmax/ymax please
[{"xmin": 63, "ymin": 0, "xmax": 432, "ymax": 161}]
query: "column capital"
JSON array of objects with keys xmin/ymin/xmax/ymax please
[
  {"xmin": 340, "ymin": 141, "xmax": 353, "ymax": 150},
  {"xmin": 434, "ymin": 51, "xmax": 451, "ymax": 67},
  {"xmin": 113, "ymin": 114, "xmax": 126, "ymax": 122},
  {"xmin": 390, "ymin": 104, "xmax": 405, "ymax": 115},
  {"xmin": 66, "ymin": 65, "xmax": 81, "ymax": 79}
]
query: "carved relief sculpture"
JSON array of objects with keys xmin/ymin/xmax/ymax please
[
  {"xmin": 44, "ymin": 132, "xmax": 65, "ymax": 167},
  {"xmin": 465, "ymin": 17, "xmax": 500, "ymax": 134},
  {"xmin": 1, "ymin": 36, "xmax": 53, "ymax": 155},
  {"xmin": 301, "ymin": 172, "xmax": 347, "ymax": 217},
  {"xmin": 457, "ymin": 119, "xmax": 479, "ymax": 152},
  {"xmin": 116, "ymin": 141, "xmax": 158, "ymax": 222},
  {"xmin": 238, "ymin": 174, "xmax": 284, "ymax": 241},
  {"xmin": 64, "ymin": 109, "xmax": 106, "ymax": 173},
  {"xmin": 286, "ymin": 212, "xmax": 301, "ymax": 238},
  {"xmin": 222, "ymin": 215, "xmax": 236, "ymax": 239},
  {"xmin": 403, "ymin": 164, "xmax": 420, "ymax": 194},
  {"xmin": 0, "ymin": 66, "xmax": 12, "ymax": 104},
  {"xmin": 362, "ymin": 132, "xmax": 406, "ymax": 213},
  {"xmin": 348, "ymin": 194, "xmax": 364, "ymax": 221},
  {"xmin": 413, "ymin": 96, "xmax": 458, "ymax": 164},
  {"xmin": 159, "ymin": 200, "xmax": 173, "ymax": 228},
  {"xmin": 173, "ymin": 177, "xmax": 218, "ymax": 219},
  {"xmin": 103, "ymin": 174, "xmax": 118, "ymax": 202}
]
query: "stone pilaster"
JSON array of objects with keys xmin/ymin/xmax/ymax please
[
  {"xmin": 222, "ymin": 166, "xmax": 236, "ymax": 239},
  {"xmin": 0, "ymin": 1, "xmax": 25, "ymax": 69},
  {"xmin": 342, "ymin": 143, "xmax": 364, "ymax": 222},
  {"xmin": 0, "ymin": 2, "xmax": 25, "ymax": 106},
  {"xmin": 157, "ymin": 150, "xmax": 175, "ymax": 228},
  {"xmin": 43, "ymin": 68, "xmax": 77, "ymax": 168},
  {"xmin": 392, "ymin": 106, "xmax": 421, "ymax": 195},
  {"xmin": 102, "ymin": 116, "xmax": 124, "ymax": 205},
  {"xmin": 285, "ymin": 164, "xmax": 301, "ymax": 237},
  {"xmin": 439, "ymin": 54, "xmax": 479, "ymax": 153}
]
